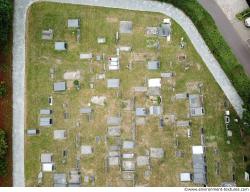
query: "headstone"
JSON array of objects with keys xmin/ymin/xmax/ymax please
[
  {"xmin": 90, "ymin": 83, "xmax": 94, "ymax": 89},
  {"xmin": 76, "ymin": 154, "xmax": 80, "ymax": 170},
  {"xmin": 227, "ymin": 130, "xmax": 232, "ymax": 137},
  {"xmin": 64, "ymin": 112, "xmax": 69, "ymax": 119},
  {"xmin": 75, "ymin": 133, "xmax": 80, "ymax": 147},
  {"xmin": 201, "ymin": 135, "xmax": 205, "ymax": 145},
  {"xmin": 42, "ymin": 29, "xmax": 53, "ymax": 40},
  {"xmin": 84, "ymin": 175, "xmax": 89, "ymax": 183},
  {"xmin": 116, "ymin": 48, "xmax": 120, "ymax": 56},
  {"xmin": 76, "ymin": 121, "xmax": 80, "ymax": 127},
  {"xmin": 131, "ymin": 123, "xmax": 136, "ymax": 140},
  {"xmin": 214, "ymin": 148, "xmax": 219, "ymax": 156},
  {"xmin": 175, "ymin": 151, "xmax": 184, "ymax": 157},
  {"xmin": 137, "ymin": 156, "xmax": 149, "ymax": 166},
  {"xmin": 180, "ymin": 37, "xmax": 185, "ymax": 49},
  {"xmin": 245, "ymin": 172, "xmax": 249, "ymax": 181},
  {"xmin": 90, "ymin": 176, "xmax": 95, "ymax": 186},
  {"xmin": 96, "ymin": 73, "xmax": 105, "ymax": 80},
  {"xmin": 216, "ymin": 161, "xmax": 220, "ymax": 176},
  {"xmin": 63, "ymin": 149, "xmax": 67, "ymax": 158},
  {"xmin": 50, "ymin": 68, "xmax": 55, "ymax": 79},
  {"xmin": 95, "ymin": 136, "xmax": 101, "ymax": 143},
  {"xmin": 116, "ymin": 32, "xmax": 119, "ymax": 43},
  {"xmin": 37, "ymin": 172, "xmax": 43, "ymax": 185},
  {"xmin": 144, "ymin": 170, "xmax": 151, "ymax": 180},
  {"xmin": 96, "ymin": 55, "xmax": 102, "ymax": 61}
]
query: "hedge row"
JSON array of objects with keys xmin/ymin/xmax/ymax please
[
  {"xmin": 0, "ymin": 129, "xmax": 8, "ymax": 176},
  {"xmin": 0, "ymin": 0, "xmax": 12, "ymax": 50}
]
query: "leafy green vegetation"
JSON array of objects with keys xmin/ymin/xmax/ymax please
[
  {"xmin": 236, "ymin": 8, "xmax": 250, "ymax": 21},
  {"xmin": 0, "ymin": 0, "xmax": 12, "ymax": 51},
  {"xmin": 0, "ymin": 81, "xmax": 7, "ymax": 97},
  {"xmin": 158, "ymin": 0, "xmax": 250, "ymax": 130},
  {"xmin": 0, "ymin": 129, "xmax": 8, "ymax": 176},
  {"xmin": 247, "ymin": 164, "xmax": 250, "ymax": 173},
  {"xmin": 0, "ymin": 0, "xmax": 12, "ymax": 186}
]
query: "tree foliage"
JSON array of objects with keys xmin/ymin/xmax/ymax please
[
  {"xmin": 0, "ymin": 129, "xmax": 7, "ymax": 159},
  {"xmin": 0, "ymin": 159, "xmax": 7, "ymax": 176},
  {"xmin": 0, "ymin": 81, "xmax": 7, "ymax": 97},
  {"xmin": 0, "ymin": 129, "xmax": 7, "ymax": 176},
  {"xmin": 0, "ymin": 0, "xmax": 12, "ymax": 50}
]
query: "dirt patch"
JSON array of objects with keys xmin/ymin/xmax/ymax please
[
  {"xmin": 196, "ymin": 63, "xmax": 201, "ymax": 71},
  {"xmin": 134, "ymin": 26, "xmax": 144, "ymax": 34},
  {"xmin": 176, "ymin": 53, "xmax": 186, "ymax": 62},
  {"xmin": 55, "ymin": 58, "xmax": 62, "ymax": 64},
  {"xmin": 65, "ymin": 32, "xmax": 78, "ymax": 50},
  {"xmin": 106, "ymin": 17, "xmax": 118, "ymax": 23},
  {"xmin": 66, "ymin": 80, "xmax": 74, "ymax": 90},
  {"xmin": 64, "ymin": 70, "xmax": 81, "ymax": 80},
  {"xmin": 164, "ymin": 114, "xmax": 176, "ymax": 124},
  {"xmin": 186, "ymin": 81, "xmax": 201, "ymax": 93},
  {"xmin": 132, "ymin": 52, "xmax": 156, "ymax": 62}
]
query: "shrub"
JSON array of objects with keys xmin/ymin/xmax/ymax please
[
  {"xmin": 73, "ymin": 80, "xmax": 80, "ymax": 90},
  {"xmin": 246, "ymin": 164, "xmax": 250, "ymax": 173},
  {"xmin": 0, "ymin": 158, "xmax": 7, "ymax": 176},
  {"xmin": 0, "ymin": 129, "xmax": 7, "ymax": 158},
  {"xmin": 0, "ymin": 81, "xmax": 7, "ymax": 97},
  {"xmin": 73, "ymin": 80, "xmax": 79, "ymax": 86},
  {"xmin": 157, "ymin": 96, "xmax": 161, "ymax": 105},
  {"xmin": 0, "ymin": 0, "xmax": 12, "ymax": 50},
  {"xmin": 0, "ymin": 129, "xmax": 7, "ymax": 176},
  {"xmin": 236, "ymin": 8, "xmax": 250, "ymax": 21}
]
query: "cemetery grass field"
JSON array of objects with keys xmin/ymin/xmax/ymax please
[{"xmin": 25, "ymin": 2, "xmax": 248, "ymax": 186}]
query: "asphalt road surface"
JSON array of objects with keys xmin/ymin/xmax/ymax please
[{"xmin": 198, "ymin": 0, "xmax": 250, "ymax": 75}]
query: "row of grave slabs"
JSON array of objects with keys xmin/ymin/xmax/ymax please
[{"xmin": 26, "ymin": 8, "xmax": 211, "ymax": 187}]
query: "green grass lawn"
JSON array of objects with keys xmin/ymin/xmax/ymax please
[{"xmin": 25, "ymin": 2, "xmax": 249, "ymax": 187}]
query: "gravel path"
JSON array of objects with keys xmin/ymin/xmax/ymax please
[{"xmin": 13, "ymin": 0, "xmax": 244, "ymax": 186}]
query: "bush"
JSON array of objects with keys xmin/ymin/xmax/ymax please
[
  {"xmin": 0, "ymin": 159, "xmax": 7, "ymax": 176},
  {"xmin": 247, "ymin": 164, "xmax": 250, "ymax": 173},
  {"xmin": 0, "ymin": 81, "xmax": 7, "ymax": 97},
  {"xmin": 236, "ymin": 8, "xmax": 250, "ymax": 20},
  {"xmin": 73, "ymin": 80, "xmax": 79, "ymax": 86},
  {"xmin": 157, "ymin": 96, "xmax": 161, "ymax": 105},
  {"xmin": 158, "ymin": 0, "xmax": 250, "ymax": 128},
  {"xmin": 0, "ymin": 129, "xmax": 7, "ymax": 159},
  {"xmin": 0, "ymin": 0, "xmax": 12, "ymax": 50},
  {"xmin": 0, "ymin": 129, "xmax": 7, "ymax": 176}
]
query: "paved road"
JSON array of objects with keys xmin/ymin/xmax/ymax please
[
  {"xmin": 13, "ymin": 0, "xmax": 244, "ymax": 186},
  {"xmin": 198, "ymin": 0, "xmax": 250, "ymax": 75}
]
